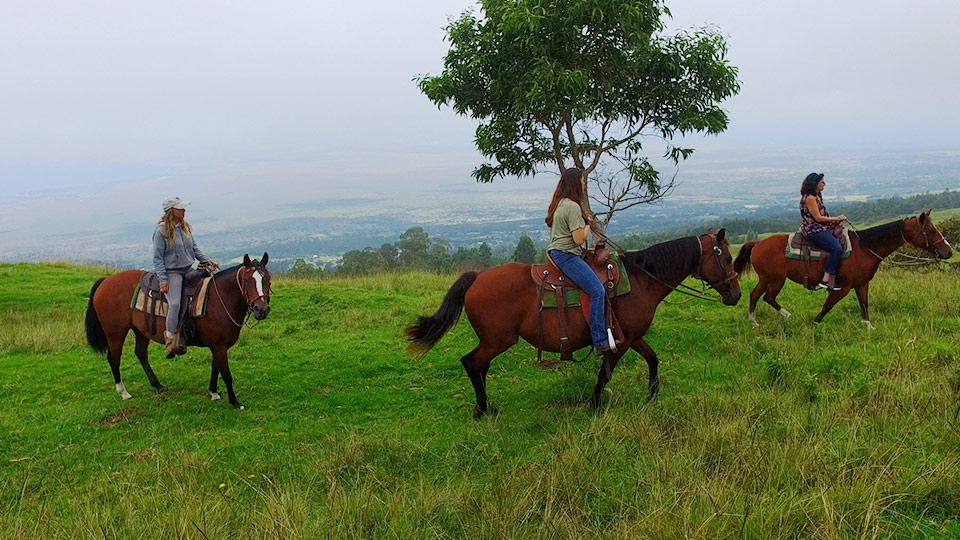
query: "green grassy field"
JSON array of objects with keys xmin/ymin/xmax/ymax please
[{"xmin": 1, "ymin": 261, "xmax": 959, "ymax": 538}]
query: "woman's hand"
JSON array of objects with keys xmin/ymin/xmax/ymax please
[
  {"xmin": 836, "ymin": 214, "xmax": 847, "ymax": 223},
  {"xmin": 159, "ymin": 283, "xmax": 169, "ymax": 293}
]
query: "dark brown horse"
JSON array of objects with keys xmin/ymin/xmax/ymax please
[
  {"xmin": 85, "ymin": 253, "xmax": 271, "ymax": 409},
  {"xmin": 406, "ymin": 230, "xmax": 741, "ymax": 418},
  {"xmin": 734, "ymin": 212, "xmax": 951, "ymax": 329}
]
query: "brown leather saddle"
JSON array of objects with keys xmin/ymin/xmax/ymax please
[
  {"xmin": 137, "ymin": 268, "xmax": 211, "ymax": 336},
  {"xmin": 786, "ymin": 228, "xmax": 851, "ymax": 289},
  {"xmin": 530, "ymin": 247, "xmax": 625, "ymax": 361}
]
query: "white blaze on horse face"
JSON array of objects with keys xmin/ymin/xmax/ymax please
[{"xmin": 253, "ymin": 270, "xmax": 265, "ymax": 298}]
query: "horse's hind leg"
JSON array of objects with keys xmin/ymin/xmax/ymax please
[
  {"xmin": 747, "ymin": 280, "xmax": 765, "ymax": 329},
  {"xmin": 106, "ymin": 335, "xmax": 132, "ymax": 400},
  {"xmin": 461, "ymin": 340, "xmax": 512, "ymax": 419},
  {"xmin": 748, "ymin": 279, "xmax": 790, "ymax": 330},
  {"xmin": 132, "ymin": 331, "xmax": 165, "ymax": 393}
]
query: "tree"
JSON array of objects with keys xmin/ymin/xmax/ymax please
[
  {"xmin": 416, "ymin": 0, "xmax": 740, "ymax": 232},
  {"xmin": 396, "ymin": 227, "xmax": 431, "ymax": 269},
  {"xmin": 512, "ymin": 234, "xmax": 537, "ymax": 264}
]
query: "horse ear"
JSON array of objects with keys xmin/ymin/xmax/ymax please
[
  {"xmin": 716, "ymin": 228, "xmax": 726, "ymax": 242},
  {"xmin": 243, "ymin": 254, "xmax": 252, "ymax": 267},
  {"xmin": 707, "ymin": 227, "xmax": 715, "ymax": 235},
  {"xmin": 261, "ymin": 252, "xmax": 269, "ymax": 266}
]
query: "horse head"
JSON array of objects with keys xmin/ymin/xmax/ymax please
[
  {"xmin": 241, "ymin": 252, "xmax": 272, "ymax": 320},
  {"xmin": 903, "ymin": 210, "xmax": 952, "ymax": 260},
  {"xmin": 695, "ymin": 228, "xmax": 741, "ymax": 306}
]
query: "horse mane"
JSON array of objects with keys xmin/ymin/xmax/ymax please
[
  {"xmin": 620, "ymin": 236, "xmax": 700, "ymax": 284},
  {"xmin": 212, "ymin": 264, "xmax": 243, "ymax": 280},
  {"xmin": 851, "ymin": 219, "xmax": 904, "ymax": 249}
]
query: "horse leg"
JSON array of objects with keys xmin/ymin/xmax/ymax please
[
  {"xmin": 631, "ymin": 338, "xmax": 660, "ymax": 401},
  {"xmin": 132, "ymin": 330, "xmax": 165, "ymax": 393},
  {"xmin": 747, "ymin": 280, "xmax": 765, "ymax": 329},
  {"xmin": 106, "ymin": 335, "xmax": 132, "ymax": 400},
  {"xmin": 211, "ymin": 346, "xmax": 243, "ymax": 410},
  {"xmin": 589, "ymin": 350, "xmax": 626, "ymax": 409},
  {"xmin": 813, "ymin": 288, "xmax": 851, "ymax": 324},
  {"xmin": 854, "ymin": 283, "xmax": 875, "ymax": 330},
  {"xmin": 761, "ymin": 280, "xmax": 792, "ymax": 321},
  {"xmin": 208, "ymin": 363, "xmax": 222, "ymax": 402},
  {"xmin": 460, "ymin": 340, "xmax": 512, "ymax": 419}
]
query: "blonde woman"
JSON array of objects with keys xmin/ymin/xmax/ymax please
[{"xmin": 153, "ymin": 197, "xmax": 218, "ymax": 357}]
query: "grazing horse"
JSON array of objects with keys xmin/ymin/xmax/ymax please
[
  {"xmin": 406, "ymin": 230, "xmax": 741, "ymax": 418},
  {"xmin": 734, "ymin": 211, "xmax": 951, "ymax": 329},
  {"xmin": 85, "ymin": 253, "xmax": 271, "ymax": 409}
]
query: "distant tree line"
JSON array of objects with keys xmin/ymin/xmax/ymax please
[
  {"xmin": 286, "ymin": 227, "xmax": 546, "ymax": 277},
  {"xmin": 285, "ymin": 190, "xmax": 960, "ymax": 277}
]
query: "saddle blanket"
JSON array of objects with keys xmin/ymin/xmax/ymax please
[
  {"xmin": 785, "ymin": 229, "xmax": 852, "ymax": 261},
  {"xmin": 540, "ymin": 256, "xmax": 631, "ymax": 308},
  {"xmin": 130, "ymin": 277, "xmax": 213, "ymax": 318}
]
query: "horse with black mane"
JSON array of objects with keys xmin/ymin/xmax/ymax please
[
  {"xmin": 406, "ymin": 230, "xmax": 741, "ymax": 418},
  {"xmin": 734, "ymin": 212, "xmax": 951, "ymax": 329},
  {"xmin": 85, "ymin": 253, "xmax": 271, "ymax": 409}
]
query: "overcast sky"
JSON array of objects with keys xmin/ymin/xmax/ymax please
[{"xmin": 1, "ymin": 0, "xmax": 958, "ymax": 197}]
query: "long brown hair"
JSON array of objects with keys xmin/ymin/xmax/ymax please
[
  {"xmin": 158, "ymin": 210, "xmax": 192, "ymax": 247},
  {"xmin": 545, "ymin": 167, "xmax": 585, "ymax": 227}
]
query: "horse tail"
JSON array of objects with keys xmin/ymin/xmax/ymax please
[
  {"xmin": 734, "ymin": 242, "xmax": 757, "ymax": 276},
  {"xmin": 405, "ymin": 271, "xmax": 478, "ymax": 355},
  {"xmin": 85, "ymin": 278, "xmax": 108, "ymax": 355}
]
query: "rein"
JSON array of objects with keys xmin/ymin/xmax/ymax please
[
  {"xmin": 847, "ymin": 219, "xmax": 949, "ymax": 266},
  {"xmin": 210, "ymin": 267, "xmax": 260, "ymax": 328},
  {"xmin": 643, "ymin": 235, "xmax": 737, "ymax": 303}
]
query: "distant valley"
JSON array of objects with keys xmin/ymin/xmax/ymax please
[{"xmin": 2, "ymin": 144, "xmax": 959, "ymax": 271}]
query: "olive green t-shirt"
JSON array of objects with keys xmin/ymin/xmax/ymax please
[{"xmin": 548, "ymin": 198, "xmax": 587, "ymax": 254}]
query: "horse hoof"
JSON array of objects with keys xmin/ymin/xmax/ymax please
[
  {"xmin": 155, "ymin": 385, "xmax": 167, "ymax": 394},
  {"xmin": 472, "ymin": 405, "xmax": 497, "ymax": 419},
  {"xmin": 209, "ymin": 392, "xmax": 222, "ymax": 401}
]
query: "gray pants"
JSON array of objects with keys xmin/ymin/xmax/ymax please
[{"xmin": 164, "ymin": 270, "xmax": 188, "ymax": 334}]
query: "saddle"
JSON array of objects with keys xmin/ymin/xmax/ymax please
[
  {"xmin": 132, "ymin": 268, "xmax": 213, "ymax": 337},
  {"xmin": 786, "ymin": 228, "xmax": 852, "ymax": 289},
  {"xmin": 530, "ymin": 247, "xmax": 626, "ymax": 361}
]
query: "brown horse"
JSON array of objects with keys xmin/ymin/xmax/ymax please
[
  {"xmin": 406, "ymin": 230, "xmax": 741, "ymax": 418},
  {"xmin": 85, "ymin": 253, "xmax": 271, "ymax": 410},
  {"xmin": 734, "ymin": 211, "xmax": 951, "ymax": 329}
]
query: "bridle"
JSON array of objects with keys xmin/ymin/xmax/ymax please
[
  {"xmin": 902, "ymin": 218, "xmax": 951, "ymax": 253},
  {"xmin": 211, "ymin": 264, "xmax": 271, "ymax": 327},
  {"xmin": 693, "ymin": 234, "xmax": 739, "ymax": 290},
  {"xmin": 646, "ymin": 234, "xmax": 738, "ymax": 303}
]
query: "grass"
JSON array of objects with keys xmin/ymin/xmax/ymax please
[{"xmin": 1, "ymin": 261, "xmax": 959, "ymax": 538}]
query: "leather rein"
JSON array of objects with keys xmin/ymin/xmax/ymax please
[{"xmin": 210, "ymin": 265, "xmax": 270, "ymax": 327}]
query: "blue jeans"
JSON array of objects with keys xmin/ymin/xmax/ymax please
[
  {"xmin": 549, "ymin": 250, "xmax": 608, "ymax": 347},
  {"xmin": 807, "ymin": 230, "xmax": 842, "ymax": 275}
]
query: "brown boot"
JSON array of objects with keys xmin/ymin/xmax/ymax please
[{"xmin": 164, "ymin": 331, "xmax": 177, "ymax": 359}]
